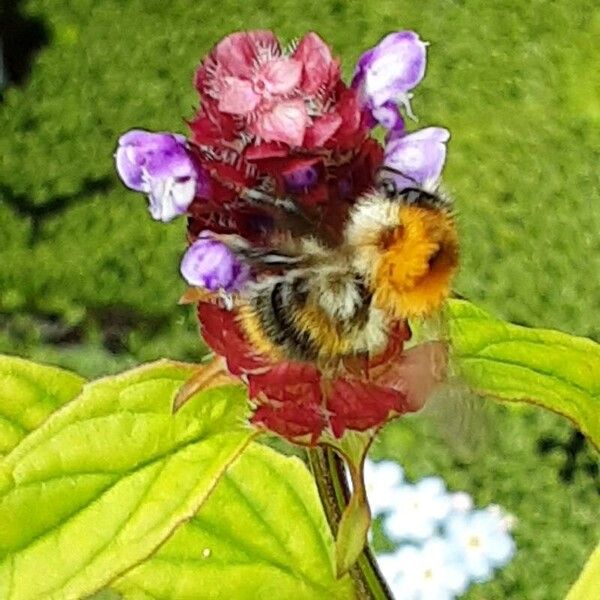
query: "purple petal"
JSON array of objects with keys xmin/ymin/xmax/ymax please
[
  {"xmin": 398, "ymin": 126, "xmax": 450, "ymax": 144},
  {"xmin": 352, "ymin": 31, "xmax": 427, "ymax": 110},
  {"xmin": 180, "ymin": 236, "xmax": 251, "ymax": 292},
  {"xmin": 350, "ymin": 47, "xmax": 375, "ymax": 90},
  {"xmin": 383, "ymin": 127, "xmax": 450, "ymax": 189},
  {"xmin": 119, "ymin": 129, "xmax": 182, "ymax": 147},
  {"xmin": 147, "ymin": 176, "xmax": 197, "ymax": 222},
  {"xmin": 114, "ymin": 129, "xmax": 206, "ymax": 221},
  {"xmin": 371, "ymin": 100, "xmax": 405, "ymax": 132},
  {"xmin": 115, "ymin": 144, "xmax": 145, "ymax": 191},
  {"xmin": 115, "ymin": 130, "xmax": 191, "ymax": 183}
]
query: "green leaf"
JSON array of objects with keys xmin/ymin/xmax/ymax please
[
  {"xmin": 0, "ymin": 355, "xmax": 85, "ymax": 457},
  {"xmin": 0, "ymin": 360, "xmax": 253, "ymax": 600},
  {"xmin": 447, "ymin": 299, "xmax": 600, "ymax": 448},
  {"xmin": 114, "ymin": 443, "xmax": 355, "ymax": 600},
  {"xmin": 566, "ymin": 543, "xmax": 600, "ymax": 600}
]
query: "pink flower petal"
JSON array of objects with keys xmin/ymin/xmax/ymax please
[
  {"xmin": 212, "ymin": 30, "xmax": 280, "ymax": 77},
  {"xmin": 218, "ymin": 77, "xmax": 261, "ymax": 114},
  {"xmin": 293, "ymin": 32, "xmax": 340, "ymax": 94},
  {"xmin": 251, "ymin": 100, "xmax": 309, "ymax": 146},
  {"xmin": 260, "ymin": 58, "xmax": 302, "ymax": 95}
]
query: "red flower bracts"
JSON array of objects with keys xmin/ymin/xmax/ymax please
[{"xmin": 198, "ymin": 301, "xmax": 447, "ymax": 444}]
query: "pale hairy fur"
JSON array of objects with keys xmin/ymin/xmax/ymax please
[
  {"xmin": 344, "ymin": 194, "xmax": 400, "ymax": 281},
  {"xmin": 349, "ymin": 305, "xmax": 389, "ymax": 355},
  {"xmin": 345, "ymin": 195, "xmax": 400, "ymax": 246},
  {"xmin": 316, "ymin": 270, "xmax": 364, "ymax": 321}
]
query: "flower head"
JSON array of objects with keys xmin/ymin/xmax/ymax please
[
  {"xmin": 180, "ymin": 235, "xmax": 251, "ymax": 293},
  {"xmin": 115, "ymin": 130, "xmax": 208, "ymax": 222},
  {"xmin": 114, "ymin": 29, "xmax": 454, "ymax": 447},
  {"xmin": 195, "ymin": 30, "xmax": 347, "ymax": 148},
  {"xmin": 196, "ymin": 31, "xmax": 307, "ymax": 146},
  {"xmin": 383, "ymin": 127, "xmax": 450, "ymax": 191}
]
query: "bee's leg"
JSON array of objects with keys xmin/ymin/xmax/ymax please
[
  {"xmin": 172, "ymin": 357, "xmax": 236, "ymax": 413},
  {"xmin": 240, "ymin": 187, "xmax": 314, "ymax": 235},
  {"xmin": 241, "ymin": 188, "xmax": 301, "ymax": 216}
]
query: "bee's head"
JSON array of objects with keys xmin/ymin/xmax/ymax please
[{"xmin": 347, "ymin": 168, "xmax": 459, "ymax": 319}]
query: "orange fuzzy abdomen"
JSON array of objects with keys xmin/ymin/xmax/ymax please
[{"xmin": 372, "ymin": 206, "xmax": 459, "ymax": 318}]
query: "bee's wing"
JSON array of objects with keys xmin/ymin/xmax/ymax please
[
  {"xmin": 418, "ymin": 382, "xmax": 492, "ymax": 462},
  {"xmin": 408, "ymin": 311, "xmax": 491, "ymax": 461},
  {"xmin": 241, "ymin": 187, "xmax": 332, "ymax": 241}
]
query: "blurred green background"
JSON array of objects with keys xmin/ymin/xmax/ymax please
[{"xmin": 1, "ymin": 0, "xmax": 598, "ymax": 598}]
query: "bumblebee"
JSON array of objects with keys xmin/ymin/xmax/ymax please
[{"xmin": 208, "ymin": 169, "xmax": 459, "ymax": 369}]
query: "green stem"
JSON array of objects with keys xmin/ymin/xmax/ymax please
[{"xmin": 307, "ymin": 447, "xmax": 394, "ymax": 600}]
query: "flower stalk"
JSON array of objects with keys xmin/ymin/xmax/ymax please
[{"xmin": 307, "ymin": 447, "xmax": 394, "ymax": 600}]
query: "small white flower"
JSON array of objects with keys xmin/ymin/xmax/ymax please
[
  {"xmin": 378, "ymin": 538, "xmax": 469, "ymax": 600},
  {"xmin": 384, "ymin": 476, "xmax": 452, "ymax": 542},
  {"xmin": 364, "ymin": 459, "xmax": 405, "ymax": 516},
  {"xmin": 446, "ymin": 509, "xmax": 516, "ymax": 583}
]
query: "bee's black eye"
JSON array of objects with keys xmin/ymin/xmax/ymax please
[
  {"xmin": 398, "ymin": 187, "xmax": 443, "ymax": 209},
  {"xmin": 400, "ymin": 188, "xmax": 423, "ymax": 204},
  {"xmin": 378, "ymin": 178, "xmax": 397, "ymax": 199}
]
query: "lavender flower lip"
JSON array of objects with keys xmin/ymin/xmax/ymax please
[
  {"xmin": 115, "ymin": 129, "xmax": 207, "ymax": 222},
  {"xmin": 180, "ymin": 235, "xmax": 251, "ymax": 293},
  {"xmin": 352, "ymin": 31, "xmax": 427, "ymax": 105},
  {"xmin": 383, "ymin": 126, "xmax": 450, "ymax": 190}
]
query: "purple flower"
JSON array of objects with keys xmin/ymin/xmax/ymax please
[
  {"xmin": 352, "ymin": 31, "xmax": 427, "ymax": 124},
  {"xmin": 180, "ymin": 235, "xmax": 251, "ymax": 293},
  {"xmin": 115, "ymin": 129, "xmax": 208, "ymax": 222},
  {"xmin": 383, "ymin": 127, "xmax": 450, "ymax": 190}
]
